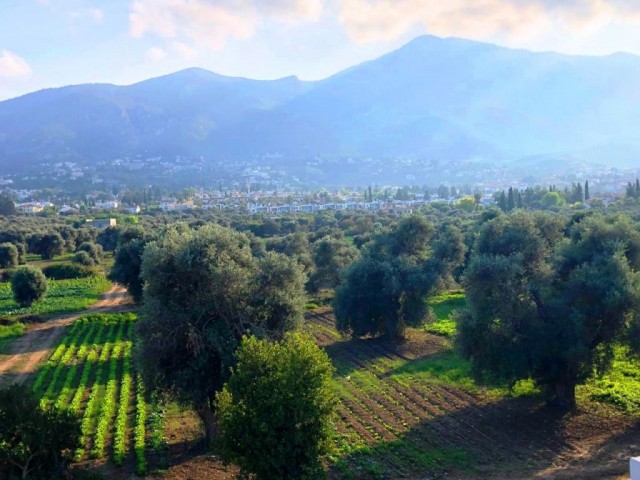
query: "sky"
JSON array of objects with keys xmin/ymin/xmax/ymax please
[{"xmin": 1, "ymin": 0, "xmax": 640, "ymax": 100}]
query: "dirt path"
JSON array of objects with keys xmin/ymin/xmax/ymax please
[{"xmin": 0, "ymin": 283, "xmax": 133, "ymax": 387}]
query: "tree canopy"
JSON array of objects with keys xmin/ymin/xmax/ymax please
[
  {"xmin": 11, "ymin": 266, "xmax": 48, "ymax": 307},
  {"xmin": 136, "ymin": 224, "xmax": 307, "ymax": 442},
  {"xmin": 457, "ymin": 212, "xmax": 640, "ymax": 408},
  {"xmin": 0, "ymin": 384, "xmax": 80, "ymax": 479},
  {"xmin": 216, "ymin": 334, "xmax": 336, "ymax": 480},
  {"xmin": 334, "ymin": 215, "xmax": 466, "ymax": 339}
]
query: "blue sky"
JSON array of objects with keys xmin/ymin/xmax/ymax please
[{"xmin": 1, "ymin": 0, "xmax": 640, "ymax": 100}]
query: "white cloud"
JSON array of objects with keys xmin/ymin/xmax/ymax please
[
  {"xmin": 171, "ymin": 41, "xmax": 199, "ymax": 59},
  {"xmin": 147, "ymin": 47, "xmax": 167, "ymax": 62},
  {"xmin": 0, "ymin": 50, "xmax": 32, "ymax": 78},
  {"xmin": 129, "ymin": 0, "xmax": 324, "ymax": 50},
  {"xmin": 337, "ymin": 0, "xmax": 640, "ymax": 43}
]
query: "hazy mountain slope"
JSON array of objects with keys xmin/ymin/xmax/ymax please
[
  {"xmin": 1, "ymin": 36, "xmax": 640, "ymax": 169},
  {"xmin": 225, "ymin": 35, "xmax": 640, "ymax": 160},
  {"xmin": 0, "ymin": 68, "xmax": 312, "ymax": 168}
]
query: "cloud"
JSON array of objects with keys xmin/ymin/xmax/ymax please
[
  {"xmin": 147, "ymin": 47, "xmax": 167, "ymax": 62},
  {"xmin": 129, "ymin": 0, "xmax": 324, "ymax": 50},
  {"xmin": 0, "ymin": 50, "xmax": 31, "ymax": 78},
  {"xmin": 171, "ymin": 41, "xmax": 199, "ymax": 59},
  {"xmin": 337, "ymin": 0, "xmax": 640, "ymax": 43}
]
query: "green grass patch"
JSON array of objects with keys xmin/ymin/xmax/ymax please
[
  {"xmin": 424, "ymin": 290, "xmax": 465, "ymax": 337},
  {"xmin": 580, "ymin": 346, "xmax": 640, "ymax": 414},
  {"xmin": 389, "ymin": 348, "xmax": 539, "ymax": 398},
  {"xmin": 0, "ymin": 276, "xmax": 111, "ymax": 318},
  {"xmin": 390, "ymin": 349, "xmax": 476, "ymax": 390},
  {"xmin": 0, "ymin": 321, "xmax": 25, "ymax": 353}
]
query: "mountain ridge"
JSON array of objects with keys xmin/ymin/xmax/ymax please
[{"xmin": 1, "ymin": 34, "xmax": 639, "ymax": 171}]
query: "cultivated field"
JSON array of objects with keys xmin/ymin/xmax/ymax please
[
  {"xmin": 0, "ymin": 276, "xmax": 111, "ymax": 318},
  {"xmin": 304, "ymin": 307, "xmax": 640, "ymax": 479},
  {"xmin": 30, "ymin": 313, "xmax": 161, "ymax": 475}
]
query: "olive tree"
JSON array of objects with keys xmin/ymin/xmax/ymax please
[
  {"xmin": 75, "ymin": 241, "xmax": 103, "ymax": 264},
  {"xmin": 108, "ymin": 227, "xmax": 148, "ymax": 302},
  {"xmin": 0, "ymin": 243, "xmax": 18, "ymax": 269},
  {"xmin": 335, "ymin": 216, "xmax": 466, "ymax": 340},
  {"xmin": 307, "ymin": 236, "xmax": 359, "ymax": 292},
  {"xmin": 137, "ymin": 224, "xmax": 306, "ymax": 443},
  {"xmin": 27, "ymin": 233, "xmax": 65, "ymax": 260},
  {"xmin": 11, "ymin": 266, "xmax": 48, "ymax": 307},
  {"xmin": 458, "ymin": 213, "xmax": 640, "ymax": 409},
  {"xmin": 216, "ymin": 334, "xmax": 336, "ymax": 480},
  {"xmin": 0, "ymin": 384, "xmax": 80, "ymax": 479}
]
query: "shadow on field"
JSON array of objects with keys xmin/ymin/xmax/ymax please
[{"xmin": 335, "ymin": 393, "xmax": 640, "ymax": 480}]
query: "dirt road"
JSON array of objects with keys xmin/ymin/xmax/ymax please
[{"xmin": 0, "ymin": 284, "xmax": 133, "ymax": 387}]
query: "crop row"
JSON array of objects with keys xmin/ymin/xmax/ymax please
[{"xmin": 32, "ymin": 313, "xmax": 161, "ymax": 470}]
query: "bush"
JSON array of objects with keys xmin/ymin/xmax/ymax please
[
  {"xmin": 0, "ymin": 243, "xmax": 18, "ymax": 269},
  {"xmin": 0, "ymin": 384, "xmax": 80, "ymax": 479},
  {"xmin": 76, "ymin": 242, "xmax": 103, "ymax": 265},
  {"xmin": 216, "ymin": 333, "xmax": 336, "ymax": 480},
  {"xmin": 11, "ymin": 266, "xmax": 48, "ymax": 307},
  {"xmin": 42, "ymin": 263, "xmax": 94, "ymax": 280},
  {"xmin": 73, "ymin": 251, "xmax": 95, "ymax": 267}
]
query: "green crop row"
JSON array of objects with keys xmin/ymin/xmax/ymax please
[
  {"xmin": 134, "ymin": 374, "xmax": 147, "ymax": 475},
  {"xmin": 53, "ymin": 323, "xmax": 99, "ymax": 410},
  {"xmin": 76, "ymin": 320, "xmax": 125, "ymax": 460},
  {"xmin": 113, "ymin": 340, "xmax": 132, "ymax": 465},
  {"xmin": 32, "ymin": 321, "xmax": 82, "ymax": 392},
  {"xmin": 69, "ymin": 323, "xmax": 112, "ymax": 414},
  {"xmin": 39, "ymin": 322, "xmax": 90, "ymax": 404}
]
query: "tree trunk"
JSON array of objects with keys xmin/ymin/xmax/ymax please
[
  {"xmin": 195, "ymin": 402, "xmax": 218, "ymax": 447},
  {"xmin": 552, "ymin": 378, "xmax": 577, "ymax": 411},
  {"xmin": 385, "ymin": 314, "xmax": 405, "ymax": 341}
]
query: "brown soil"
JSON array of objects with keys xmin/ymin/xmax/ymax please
[
  {"xmin": 306, "ymin": 308, "xmax": 640, "ymax": 480},
  {"xmin": 0, "ymin": 283, "xmax": 133, "ymax": 387}
]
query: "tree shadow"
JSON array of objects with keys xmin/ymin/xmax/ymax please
[{"xmin": 334, "ymin": 394, "xmax": 640, "ymax": 479}]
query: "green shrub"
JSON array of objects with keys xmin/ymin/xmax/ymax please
[
  {"xmin": 0, "ymin": 243, "xmax": 18, "ymax": 269},
  {"xmin": 73, "ymin": 251, "xmax": 95, "ymax": 267},
  {"xmin": 0, "ymin": 383, "xmax": 81, "ymax": 479},
  {"xmin": 217, "ymin": 333, "xmax": 337, "ymax": 480},
  {"xmin": 76, "ymin": 242, "xmax": 103, "ymax": 265},
  {"xmin": 42, "ymin": 263, "xmax": 94, "ymax": 280},
  {"xmin": 11, "ymin": 266, "xmax": 48, "ymax": 307}
]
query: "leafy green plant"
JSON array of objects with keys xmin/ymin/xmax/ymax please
[{"xmin": 134, "ymin": 375, "xmax": 147, "ymax": 475}]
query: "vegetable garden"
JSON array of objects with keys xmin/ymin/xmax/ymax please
[
  {"xmin": 31, "ymin": 313, "xmax": 160, "ymax": 474},
  {"xmin": 0, "ymin": 276, "xmax": 111, "ymax": 317}
]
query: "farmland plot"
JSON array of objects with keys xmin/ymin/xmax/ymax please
[
  {"xmin": 31, "ymin": 313, "xmax": 160, "ymax": 474},
  {"xmin": 0, "ymin": 276, "xmax": 111, "ymax": 317},
  {"xmin": 305, "ymin": 307, "xmax": 638, "ymax": 479}
]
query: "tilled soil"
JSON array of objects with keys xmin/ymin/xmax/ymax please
[{"xmin": 306, "ymin": 307, "xmax": 639, "ymax": 480}]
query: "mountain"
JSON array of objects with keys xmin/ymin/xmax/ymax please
[
  {"xmin": 221, "ymin": 36, "xmax": 640, "ymax": 161},
  {"xmin": 1, "ymin": 35, "xmax": 640, "ymax": 171},
  {"xmin": 0, "ymin": 68, "xmax": 312, "ymax": 168}
]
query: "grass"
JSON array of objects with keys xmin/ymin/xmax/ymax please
[
  {"xmin": 419, "ymin": 291, "xmax": 640, "ymax": 410},
  {"xmin": 0, "ymin": 321, "xmax": 25, "ymax": 353},
  {"xmin": 424, "ymin": 290, "xmax": 465, "ymax": 337},
  {"xmin": 580, "ymin": 346, "xmax": 640, "ymax": 414},
  {"xmin": 0, "ymin": 276, "xmax": 111, "ymax": 318}
]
